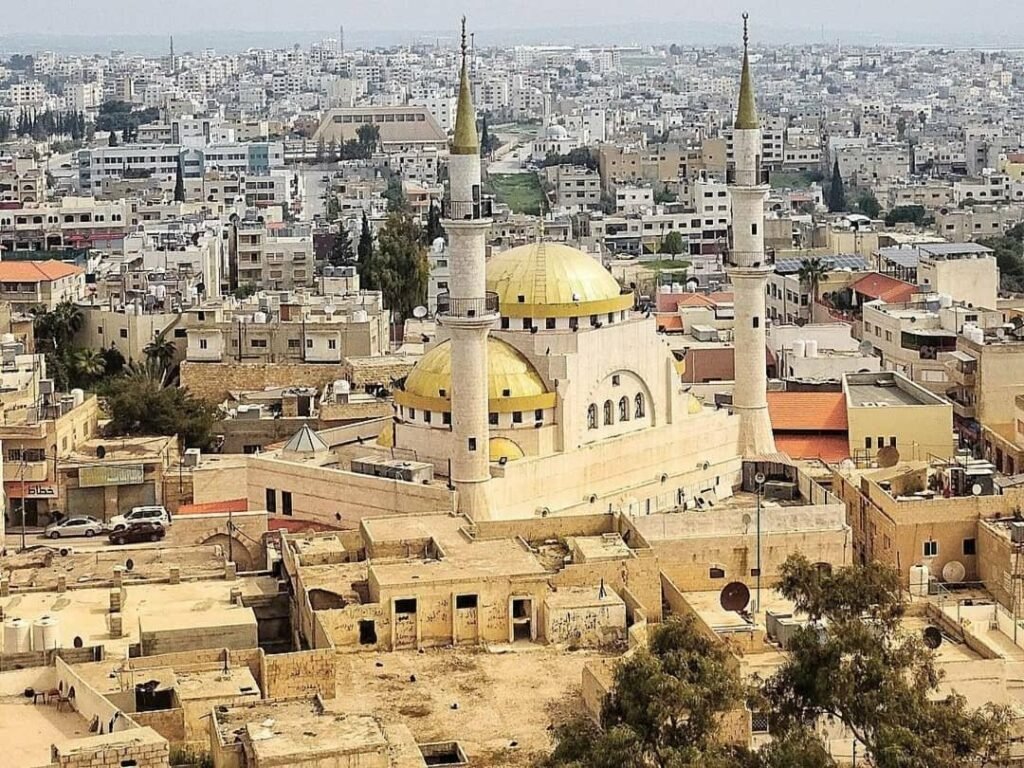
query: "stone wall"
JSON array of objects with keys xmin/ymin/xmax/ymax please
[
  {"xmin": 181, "ymin": 361, "xmax": 351, "ymax": 402},
  {"xmin": 260, "ymin": 648, "xmax": 337, "ymax": 699},
  {"xmin": 52, "ymin": 727, "xmax": 169, "ymax": 768},
  {"xmin": 132, "ymin": 708, "xmax": 187, "ymax": 745}
]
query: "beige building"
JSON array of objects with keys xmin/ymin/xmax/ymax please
[
  {"xmin": 0, "ymin": 261, "xmax": 86, "ymax": 313},
  {"xmin": 230, "ymin": 217, "xmax": 314, "ymax": 292}
]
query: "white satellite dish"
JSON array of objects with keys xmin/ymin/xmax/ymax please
[
  {"xmin": 971, "ymin": 483, "xmax": 983, "ymax": 496},
  {"xmin": 323, "ymin": 304, "xmax": 336, "ymax": 315},
  {"xmin": 412, "ymin": 305, "xmax": 428, "ymax": 319},
  {"xmin": 941, "ymin": 560, "xmax": 966, "ymax": 583},
  {"xmin": 754, "ymin": 472, "xmax": 766, "ymax": 485}
]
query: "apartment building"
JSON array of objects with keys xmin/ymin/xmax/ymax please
[
  {"xmin": 546, "ymin": 164, "xmax": 601, "ymax": 210},
  {"xmin": 0, "ymin": 198, "xmax": 131, "ymax": 252},
  {"xmin": 230, "ymin": 217, "xmax": 314, "ymax": 291},
  {"xmin": 0, "ymin": 261, "xmax": 86, "ymax": 313},
  {"xmin": 0, "ymin": 157, "xmax": 44, "ymax": 204},
  {"xmin": 935, "ymin": 206, "xmax": 1024, "ymax": 243}
]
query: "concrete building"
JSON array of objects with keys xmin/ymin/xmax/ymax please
[
  {"xmin": 547, "ymin": 164, "xmax": 601, "ymax": 210},
  {"xmin": 312, "ymin": 107, "xmax": 448, "ymax": 152},
  {"xmin": 0, "ymin": 261, "xmax": 86, "ymax": 313}
]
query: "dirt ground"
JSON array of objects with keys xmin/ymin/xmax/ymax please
[{"xmin": 335, "ymin": 645, "xmax": 615, "ymax": 767}]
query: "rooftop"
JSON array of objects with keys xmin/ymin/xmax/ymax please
[
  {"xmin": 767, "ymin": 391, "xmax": 848, "ymax": 431},
  {"xmin": 844, "ymin": 371, "xmax": 946, "ymax": 408},
  {"xmin": 0, "ymin": 261, "xmax": 83, "ymax": 282}
]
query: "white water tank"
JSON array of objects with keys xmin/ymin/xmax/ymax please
[
  {"xmin": 805, "ymin": 339, "xmax": 818, "ymax": 358},
  {"xmin": 658, "ymin": 285, "xmax": 670, "ymax": 294},
  {"xmin": 352, "ymin": 309, "xmax": 368, "ymax": 323},
  {"xmin": 0, "ymin": 333, "xmax": 14, "ymax": 344},
  {"xmin": 70, "ymin": 388, "xmax": 85, "ymax": 408},
  {"xmin": 792, "ymin": 340, "xmax": 807, "ymax": 358},
  {"xmin": 938, "ymin": 294, "xmax": 953, "ymax": 308},
  {"xmin": 3, "ymin": 618, "xmax": 30, "ymax": 653},
  {"xmin": 909, "ymin": 564, "xmax": 931, "ymax": 597},
  {"xmin": 155, "ymin": 285, "xmax": 167, "ymax": 301},
  {"xmin": 32, "ymin": 615, "xmax": 60, "ymax": 651},
  {"xmin": 672, "ymin": 283, "xmax": 683, "ymax": 294}
]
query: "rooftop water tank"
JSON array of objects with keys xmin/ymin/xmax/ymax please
[
  {"xmin": 792, "ymin": 340, "xmax": 807, "ymax": 358},
  {"xmin": 3, "ymin": 618, "xmax": 30, "ymax": 653},
  {"xmin": 32, "ymin": 615, "xmax": 60, "ymax": 652},
  {"xmin": 805, "ymin": 339, "xmax": 818, "ymax": 358}
]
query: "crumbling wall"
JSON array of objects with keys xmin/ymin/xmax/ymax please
[{"xmin": 260, "ymin": 648, "xmax": 337, "ymax": 699}]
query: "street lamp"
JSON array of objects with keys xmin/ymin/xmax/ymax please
[{"xmin": 753, "ymin": 471, "xmax": 765, "ymax": 614}]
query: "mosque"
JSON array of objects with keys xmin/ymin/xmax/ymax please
[{"xmin": 377, "ymin": 18, "xmax": 777, "ymax": 522}]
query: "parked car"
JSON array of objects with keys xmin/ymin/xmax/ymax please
[
  {"xmin": 108, "ymin": 522, "xmax": 166, "ymax": 545},
  {"xmin": 108, "ymin": 506, "xmax": 172, "ymax": 531},
  {"xmin": 44, "ymin": 516, "xmax": 106, "ymax": 539}
]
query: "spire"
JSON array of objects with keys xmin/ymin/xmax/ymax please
[
  {"xmin": 735, "ymin": 13, "xmax": 758, "ymax": 130},
  {"xmin": 452, "ymin": 17, "xmax": 479, "ymax": 156}
]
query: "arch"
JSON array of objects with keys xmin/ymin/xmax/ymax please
[
  {"xmin": 201, "ymin": 534, "xmax": 254, "ymax": 571},
  {"xmin": 635, "ymin": 392, "xmax": 646, "ymax": 419},
  {"xmin": 603, "ymin": 400, "xmax": 614, "ymax": 426},
  {"xmin": 586, "ymin": 404, "xmax": 598, "ymax": 430},
  {"xmin": 618, "ymin": 396, "xmax": 630, "ymax": 422}
]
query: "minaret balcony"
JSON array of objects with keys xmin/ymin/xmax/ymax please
[
  {"xmin": 436, "ymin": 291, "xmax": 499, "ymax": 319},
  {"xmin": 442, "ymin": 198, "xmax": 492, "ymax": 221}
]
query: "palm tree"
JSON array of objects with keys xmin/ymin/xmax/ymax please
[
  {"xmin": 144, "ymin": 334, "xmax": 176, "ymax": 371},
  {"xmin": 798, "ymin": 258, "xmax": 830, "ymax": 308},
  {"xmin": 71, "ymin": 348, "xmax": 105, "ymax": 385}
]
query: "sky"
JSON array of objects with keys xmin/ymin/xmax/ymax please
[{"xmin": 5, "ymin": 0, "xmax": 1024, "ymax": 47}]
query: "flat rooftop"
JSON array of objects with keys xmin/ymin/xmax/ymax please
[
  {"xmin": 844, "ymin": 371, "xmax": 945, "ymax": 407},
  {"xmin": 632, "ymin": 502, "xmax": 846, "ymax": 543},
  {"xmin": 0, "ymin": 696, "xmax": 90, "ymax": 768}
]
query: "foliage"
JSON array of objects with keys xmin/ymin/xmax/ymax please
[
  {"xmin": 107, "ymin": 130, "xmax": 118, "ymax": 147},
  {"xmin": 357, "ymin": 211, "xmax": 374, "ymax": 277},
  {"xmin": 884, "ymin": 204, "xmax": 927, "ymax": 227},
  {"xmin": 855, "ymin": 190, "xmax": 881, "ymax": 219},
  {"xmin": 763, "ymin": 555, "xmax": 1013, "ymax": 768},
  {"xmin": 325, "ymin": 194, "xmax": 340, "ymax": 223},
  {"xmin": 540, "ymin": 147, "xmax": 598, "ymax": 171},
  {"xmin": 232, "ymin": 283, "xmax": 257, "ymax": 300},
  {"xmin": 654, "ymin": 187, "xmax": 678, "ymax": 204},
  {"xmin": 104, "ymin": 369, "xmax": 218, "ymax": 449},
  {"xmin": 169, "ymin": 744, "xmax": 214, "ymax": 768},
  {"xmin": 382, "ymin": 174, "xmax": 408, "ymax": 213},
  {"xmin": 660, "ymin": 231, "xmax": 685, "ymax": 257},
  {"xmin": 143, "ymin": 333, "xmax": 177, "ymax": 373},
  {"xmin": 328, "ymin": 219, "xmax": 355, "ymax": 266},
  {"xmin": 978, "ymin": 232, "xmax": 1024, "ymax": 292},
  {"xmin": 769, "ymin": 169, "xmax": 824, "ymax": 190},
  {"xmin": 10, "ymin": 109, "xmax": 86, "ymax": 142},
  {"xmin": 488, "ymin": 173, "xmax": 545, "ymax": 216},
  {"xmin": 32, "ymin": 301, "xmax": 84, "ymax": 390},
  {"xmin": 362, "ymin": 211, "xmax": 429, "ymax": 321},
  {"xmin": 94, "ymin": 101, "xmax": 158, "ymax": 137},
  {"xmin": 423, "ymin": 202, "xmax": 444, "ymax": 245},
  {"xmin": 479, "ymin": 115, "xmax": 500, "ymax": 156},
  {"xmin": 826, "ymin": 159, "xmax": 846, "ymax": 213},
  {"xmin": 797, "ymin": 258, "xmax": 830, "ymax": 303}
]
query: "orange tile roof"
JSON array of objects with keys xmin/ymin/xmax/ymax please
[
  {"xmin": 767, "ymin": 391, "xmax": 848, "ymax": 431},
  {"xmin": 850, "ymin": 272, "xmax": 916, "ymax": 304},
  {"xmin": 0, "ymin": 261, "xmax": 83, "ymax": 282},
  {"xmin": 655, "ymin": 291, "xmax": 734, "ymax": 313},
  {"xmin": 776, "ymin": 434, "xmax": 850, "ymax": 463},
  {"xmin": 178, "ymin": 498, "xmax": 248, "ymax": 515},
  {"xmin": 654, "ymin": 313, "xmax": 683, "ymax": 331}
]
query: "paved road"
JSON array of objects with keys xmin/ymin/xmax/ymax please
[
  {"xmin": 4, "ymin": 530, "xmax": 165, "ymax": 554},
  {"xmin": 487, "ymin": 142, "xmax": 531, "ymax": 175},
  {"xmin": 296, "ymin": 166, "xmax": 334, "ymax": 221}
]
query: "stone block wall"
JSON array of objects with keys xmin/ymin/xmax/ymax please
[
  {"xmin": 260, "ymin": 648, "xmax": 338, "ymax": 699},
  {"xmin": 180, "ymin": 361, "xmax": 351, "ymax": 402},
  {"xmin": 52, "ymin": 728, "xmax": 169, "ymax": 768}
]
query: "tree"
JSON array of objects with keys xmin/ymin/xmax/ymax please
[
  {"xmin": 70, "ymin": 348, "xmax": 105, "ymax": 387},
  {"xmin": 763, "ymin": 555, "xmax": 1012, "ymax": 768},
  {"xmin": 357, "ymin": 211, "xmax": 374, "ymax": 281},
  {"xmin": 101, "ymin": 345, "xmax": 126, "ymax": 377},
  {"xmin": 371, "ymin": 211, "xmax": 429, "ymax": 321},
  {"xmin": 173, "ymin": 159, "xmax": 185, "ymax": 203},
  {"xmin": 855, "ymin": 191, "xmax": 881, "ymax": 219},
  {"xmin": 355, "ymin": 123, "xmax": 380, "ymax": 157},
  {"xmin": 478, "ymin": 115, "xmax": 499, "ymax": 156},
  {"xmin": 143, "ymin": 334, "xmax": 177, "ymax": 373},
  {"xmin": 797, "ymin": 257, "xmax": 830, "ymax": 305},
  {"xmin": 107, "ymin": 130, "xmax": 118, "ymax": 147},
  {"xmin": 327, "ymin": 139, "xmax": 338, "ymax": 163},
  {"xmin": 104, "ymin": 371, "xmax": 218, "ymax": 449},
  {"xmin": 325, "ymin": 195, "xmax": 341, "ymax": 223},
  {"xmin": 382, "ymin": 174, "xmax": 407, "ymax": 213},
  {"xmin": 827, "ymin": 159, "xmax": 846, "ymax": 213},
  {"xmin": 329, "ymin": 219, "xmax": 355, "ymax": 266},
  {"xmin": 884, "ymin": 205, "xmax": 927, "ymax": 227},
  {"xmin": 315, "ymin": 137, "xmax": 326, "ymax": 164},
  {"xmin": 423, "ymin": 202, "xmax": 444, "ymax": 246},
  {"xmin": 654, "ymin": 187, "xmax": 677, "ymax": 204},
  {"xmin": 660, "ymin": 231, "xmax": 685, "ymax": 259},
  {"xmin": 896, "ymin": 116, "xmax": 907, "ymax": 141},
  {"xmin": 978, "ymin": 235, "xmax": 1024, "ymax": 292}
]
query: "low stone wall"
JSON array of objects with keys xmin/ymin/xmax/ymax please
[{"xmin": 260, "ymin": 648, "xmax": 337, "ymax": 699}]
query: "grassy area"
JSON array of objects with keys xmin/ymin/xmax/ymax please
[
  {"xmin": 770, "ymin": 170, "xmax": 823, "ymax": 189},
  {"xmin": 487, "ymin": 173, "xmax": 545, "ymax": 215},
  {"xmin": 639, "ymin": 259, "xmax": 691, "ymax": 272}
]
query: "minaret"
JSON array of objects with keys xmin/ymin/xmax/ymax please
[
  {"xmin": 729, "ymin": 14, "xmax": 776, "ymax": 457},
  {"xmin": 441, "ymin": 18, "xmax": 497, "ymax": 520},
  {"xmin": 168, "ymin": 36, "xmax": 175, "ymax": 75}
]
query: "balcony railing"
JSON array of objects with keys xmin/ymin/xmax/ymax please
[
  {"xmin": 442, "ymin": 198, "xmax": 492, "ymax": 221},
  {"xmin": 436, "ymin": 292, "xmax": 499, "ymax": 319}
]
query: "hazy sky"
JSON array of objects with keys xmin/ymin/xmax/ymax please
[{"xmin": 7, "ymin": 0, "xmax": 1024, "ymax": 42}]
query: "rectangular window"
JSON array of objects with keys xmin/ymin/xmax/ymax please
[
  {"xmin": 752, "ymin": 317, "xmax": 759, "ymax": 328},
  {"xmin": 328, "ymin": 339, "xmax": 337, "ymax": 350},
  {"xmin": 265, "ymin": 488, "xmax": 276, "ymax": 513},
  {"xmin": 455, "ymin": 594, "xmax": 478, "ymax": 609},
  {"xmin": 535, "ymin": 409, "xmax": 544, "ymax": 421},
  {"xmin": 963, "ymin": 538, "xmax": 976, "ymax": 556},
  {"xmin": 512, "ymin": 411, "xmax": 523, "ymax": 424},
  {"xmin": 199, "ymin": 339, "xmax": 208, "ymax": 349},
  {"xmin": 751, "ymin": 223, "xmax": 758, "ymax": 235},
  {"xmin": 923, "ymin": 540, "xmax": 938, "ymax": 557},
  {"xmin": 395, "ymin": 598, "xmax": 417, "ymax": 613},
  {"xmin": 282, "ymin": 490, "xmax": 292, "ymax": 516},
  {"xmin": 489, "ymin": 412, "xmax": 498, "ymax": 426},
  {"xmin": 889, "ymin": 436, "xmax": 897, "ymax": 447},
  {"xmin": 865, "ymin": 437, "xmax": 872, "ymax": 449},
  {"xmin": 120, "ymin": 329, "xmax": 128, "ymax": 338},
  {"xmin": 545, "ymin": 317, "xmax": 556, "ymax": 329},
  {"xmin": 442, "ymin": 412, "xmax": 451, "ymax": 425}
]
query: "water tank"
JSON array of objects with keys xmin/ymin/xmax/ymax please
[
  {"xmin": 792, "ymin": 340, "xmax": 807, "ymax": 358},
  {"xmin": 323, "ymin": 265, "xmax": 335, "ymax": 277},
  {"xmin": 938, "ymin": 294, "xmax": 953, "ymax": 308},
  {"xmin": 672, "ymin": 283, "xmax": 683, "ymax": 294},
  {"xmin": 32, "ymin": 615, "xmax": 60, "ymax": 651},
  {"xmin": 909, "ymin": 564, "xmax": 931, "ymax": 597},
  {"xmin": 154, "ymin": 285, "xmax": 167, "ymax": 301},
  {"xmin": 352, "ymin": 309, "xmax": 368, "ymax": 323},
  {"xmin": 334, "ymin": 379, "xmax": 351, "ymax": 394},
  {"xmin": 70, "ymin": 388, "xmax": 85, "ymax": 407},
  {"xmin": 805, "ymin": 339, "xmax": 818, "ymax": 358},
  {"xmin": 3, "ymin": 618, "xmax": 31, "ymax": 653},
  {"xmin": 253, "ymin": 311, "xmax": 268, "ymax": 324},
  {"xmin": 0, "ymin": 333, "xmax": 14, "ymax": 344}
]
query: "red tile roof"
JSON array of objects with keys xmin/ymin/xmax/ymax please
[
  {"xmin": 767, "ymin": 391, "xmax": 848, "ymax": 431},
  {"xmin": 654, "ymin": 313, "xmax": 683, "ymax": 332},
  {"xmin": 178, "ymin": 498, "xmax": 248, "ymax": 516},
  {"xmin": 0, "ymin": 261, "xmax": 83, "ymax": 282},
  {"xmin": 776, "ymin": 434, "xmax": 850, "ymax": 463},
  {"xmin": 850, "ymin": 273, "xmax": 916, "ymax": 304}
]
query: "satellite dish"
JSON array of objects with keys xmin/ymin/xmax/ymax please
[
  {"xmin": 922, "ymin": 626, "xmax": 943, "ymax": 649},
  {"xmin": 741, "ymin": 513, "xmax": 753, "ymax": 528},
  {"xmin": 839, "ymin": 459, "xmax": 857, "ymax": 474},
  {"xmin": 859, "ymin": 339, "xmax": 874, "ymax": 356},
  {"xmin": 971, "ymin": 483, "xmax": 983, "ymax": 496},
  {"xmin": 125, "ymin": 558, "xmax": 134, "ymax": 572},
  {"xmin": 942, "ymin": 560, "xmax": 966, "ymax": 583},
  {"xmin": 719, "ymin": 581, "xmax": 751, "ymax": 612},
  {"xmin": 96, "ymin": 445, "xmax": 106, "ymax": 459},
  {"xmin": 412, "ymin": 305, "xmax": 428, "ymax": 319},
  {"xmin": 754, "ymin": 472, "xmax": 766, "ymax": 485},
  {"xmin": 877, "ymin": 446, "xmax": 900, "ymax": 468}
]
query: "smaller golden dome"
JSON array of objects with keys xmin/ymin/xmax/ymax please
[
  {"xmin": 395, "ymin": 337, "xmax": 556, "ymax": 414},
  {"xmin": 486, "ymin": 241, "xmax": 633, "ymax": 318},
  {"xmin": 489, "ymin": 437, "xmax": 524, "ymax": 463}
]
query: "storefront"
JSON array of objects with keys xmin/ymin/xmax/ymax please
[
  {"xmin": 62, "ymin": 462, "xmax": 158, "ymax": 521},
  {"xmin": 3, "ymin": 482, "xmax": 60, "ymax": 527}
]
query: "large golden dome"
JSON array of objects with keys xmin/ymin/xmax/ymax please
[
  {"xmin": 486, "ymin": 242, "xmax": 633, "ymax": 318},
  {"xmin": 395, "ymin": 337, "xmax": 556, "ymax": 413}
]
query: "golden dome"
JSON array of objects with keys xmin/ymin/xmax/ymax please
[
  {"xmin": 489, "ymin": 436, "xmax": 525, "ymax": 463},
  {"xmin": 395, "ymin": 337, "xmax": 556, "ymax": 414},
  {"xmin": 486, "ymin": 242, "xmax": 633, "ymax": 318}
]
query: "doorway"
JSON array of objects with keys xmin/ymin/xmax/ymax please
[{"xmin": 510, "ymin": 597, "xmax": 533, "ymax": 642}]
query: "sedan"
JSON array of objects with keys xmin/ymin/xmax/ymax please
[
  {"xmin": 108, "ymin": 522, "xmax": 166, "ymax": 546},
  {"xmin": 44, "ymin": 516, "xmax": 106, "ymax": 539}
]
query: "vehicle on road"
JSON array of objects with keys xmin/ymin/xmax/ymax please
[
  {"xmin": 108, "ymin": 506, "xmax": 172, "ymax": 531},
  {"xmin": 108, "ymin": 522, "xmax": 166, "ymax": 545},
  {"xmin": 44, "ymin": 516, "xmax": 106, "ymax": 539}
]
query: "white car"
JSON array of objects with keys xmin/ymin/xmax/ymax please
[
  {"xmin": 44, "ymin": 516, "xmax": 106, "ymax": 539},
  {"xmin": 108, "ymin": 506, "xmax": 172, "ymax": 531}
]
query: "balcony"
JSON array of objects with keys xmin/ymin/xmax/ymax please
[
  {"xmin": 947, "ymin": 389, "xmax": 977, "ymax": 419},
  {"xmin": 442, "ymin": 199, "xmax": 492, "ymax": 221},
  {"xmin": 436, "ymin": 292, "xmax": 499, "ymax": 319}
]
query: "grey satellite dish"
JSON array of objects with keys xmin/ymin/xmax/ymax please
[
  {"xmin": 412, "ymin": 305, "xmax": 428, "ymax": 319},
  {"xmin": 754, "ymin": 472, "xmax": 766, "ymax": 485},
  {"xmin": 922, "ymin": 626, "xmax": 942, "ymax": 649},
  {"xmin": 720, "ymin": 581, "xmax": 751, "ymax": 612},
  {"xmin": 859, "ymin": 339, "xmax": 874, "ymax": 356},
  {"xmin": 942, "ymin": 560, "xmax": 966, "ymax": 583},
  {"xmin": 972, "ymin": 483, "xmax": 983, "ymax": 496},
  {"xmin": 741, "ymin": 513, "xmax": 753, "ymax": 528}
]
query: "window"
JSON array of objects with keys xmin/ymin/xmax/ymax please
[
  {"xmin": 752, "ymin": 316, "xmax": 759, "ymax": 328},
  {"xmin": 468, "ymin": 437, "xmax": 477, "ymax": 451},
  {"xmin": 455, "ymin": 594, "xmax": 478, "ymax": 609},
  {"xmin": 709, "ymin": 567, "xmax": 725, "ymax": 579},
  {"xmin": 587, "ymin": 404, "xmax": 598, "ymax": 430},
  {"xmin": 395, "ymin": 598, "xmax": 417, "ymax": 614},
  {"xmin": 612, "ymin": 374, "xmax": 620, "ymax": 386},
  {"xmin": 489, "ymin": 412, "xmax": 498, "ymax": 426},
  {"xmin": 442, "ymin": 412, "xmax": 451, "ymax": 425},
  {"xmin": 545, "ymin": 317, "xmax": 556, "ymax": 329},
  {"xmin": 865, "ymin": 437, "xmax": 872, "ymax": 449},
  {"xmin": 120, "ymin": 329, "xmax": 128, "ymax": 338},
  {"xmin": 251, "ymin": 339, "xmax": 267, "ymax": 348},
  {"xmin": 282, "ymin": 491, "xmax": 292, "ymax": 516},
  {"xmin": 635, "ymin": 393, "xmax": 645, "ymax": 419},
  {"xmin": 618, "ymin": 397, "xmax": 629, "ymax": 422},
  {"xmin": 409, "ymin": 408, "xmax": 416, "ymax": 419},
  {"xmin": 199, "ymin": 339, "xmax": 208, "ymax": 350},
  {"xmin": 603, "ymin": 400, "xmax": 614, "ymax": 425},
  {"xmin": 512, "ymin": 411, "xmax": 523, "ymax": 424},
  {"xmin": 265, "ymin": 488, "xmax": 276, "ymax": 513},
  {"xmin": 889, "ymin": 436, "xmax": 897, "ymax": 447},
  {"xmin": 306, "ymin": 339, "xmax": 313, "ymax": 348},
  {"xmin": 424, "ymin": 411, "xmax": 432, "ymax": 424},
  {"xmin": 500, "ymin": 317, "xmax": 510, "ymax": 329},
  {"xmin": 522, "ymin": 318, "xmax": 532, "ymax": 330},
  {"xmin": 288, "ymin": 338, "xmax": 300, "ymax": 348},
  {"xmin": 923, "ymin": 540, "xmax": 938, "ymax": 557},
  {"xmin": 328, "ymin": 339, "xmax": 337, "ymax": 350},
  {"xmin": 963, "ymin": 538, "xmax": 976, "ymax": 556}
]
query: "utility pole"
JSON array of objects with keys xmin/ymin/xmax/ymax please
[
  {"xmin": 227, "ymin": 504, "xmax": 234, "ymax": 566},
  {"xmin": 754, "ymin": 471, "xmax": 765, "ymax": 613},
  {"xmin": 19, "ymin": 444, "xmax": 27, "ymax": 552}
]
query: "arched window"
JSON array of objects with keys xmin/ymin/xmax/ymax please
[
  {"xmin": 603, "ymin": 400, "xmax": 614, "ymax": 426},
  {"xmin": 618, "ymin": 396, "xmax": 630, "ymax": 422},
  {"xmin": 635, "ymin": 393, "xmax": 645, "ymax": 419},
  {"xmin": 586, "ymin": 404, "xmax": 598, "ymax": 430}
]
